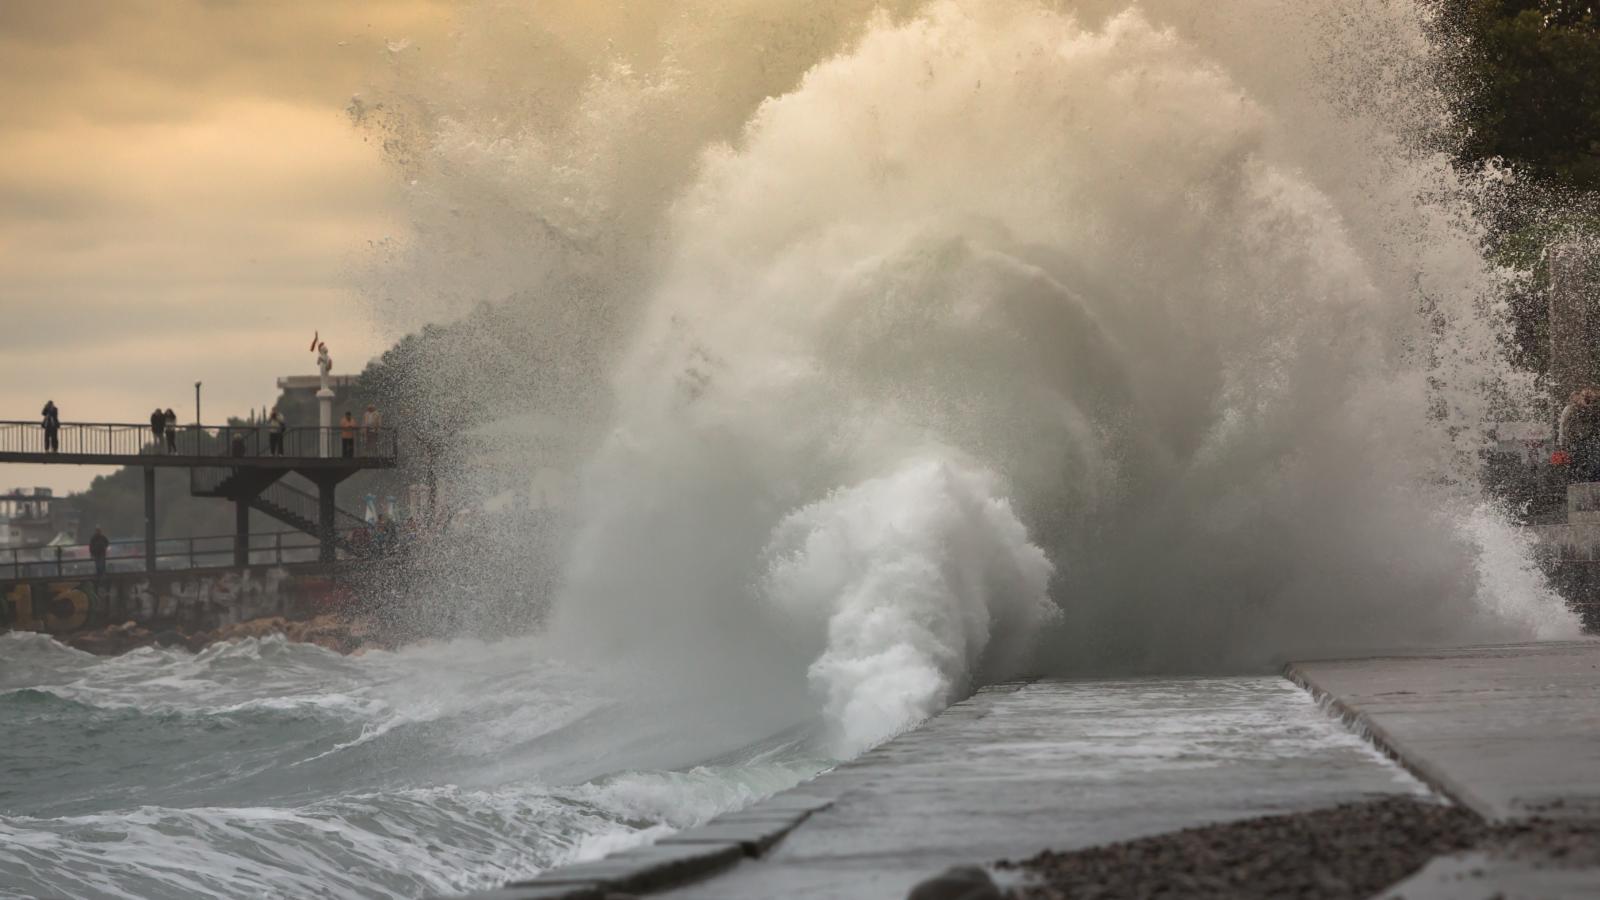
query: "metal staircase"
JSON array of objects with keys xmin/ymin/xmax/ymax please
[
  {"xmin": 190, "ymin": 468, "xmax": 366, "ymax": 552},
  {"xmin": 251, "ymin": 481, "xmax": 367, "ymax": 553},
  {"xmin": 190, "ymin": 465, "xmax": 277, "ymax": 500}
]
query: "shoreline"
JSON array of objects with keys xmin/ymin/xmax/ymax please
[
  {"xmin": 997, "ymin": 798, "xmax": 1600, "ymax": 900},
  {"xmin": 997, "ymin": 797, "xmax": 1479, "ymax": 899},
  {"xmin": 460, "ymin": 640, "xmax": 1599, "ymax": 900},
  {"xmin": 45, "ymin": 612, "xmax": 391, "ymax": 656}
]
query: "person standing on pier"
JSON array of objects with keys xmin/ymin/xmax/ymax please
[
  {"xmin": 40, "ymin": 400, "xmax": 60, "ymax": 452},
  {"xmin": 361, "ymin": 404, "xmax": 382, "ymax": 456},
  {"xmin": 268, "ymin": 408, "xmax": 286, "ymax": 456},
  {"xmin": 150, "ymin": 408, "xmax": 166, "ymax": 452},
  {"xmin": 340, "ymin": 411, "xmax": 357, "ymax": 458},
  {"xmin": 89, "ymin": 527, "xmax": 109, "ymax": 578},
  {"xmin": 163, "ymin": 408, "xmax": 178, "ymax": 453}
]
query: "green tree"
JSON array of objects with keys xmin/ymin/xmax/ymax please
[{"xmin": 1455, "ymin": 0, "xmax": 1600, "ymax": 190}]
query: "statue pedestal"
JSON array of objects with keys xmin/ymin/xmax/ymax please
[{"xmin": 317, "ymin": 387, "xmax": 335, "ymax": 458}]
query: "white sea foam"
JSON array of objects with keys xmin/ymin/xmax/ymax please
[{"xmin": 761, "ymin": 460, "xmax": 1057, "ymax": 755}]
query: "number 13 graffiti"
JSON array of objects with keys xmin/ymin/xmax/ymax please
[{"xmin": 5, "ymin": 583, "xmax": 91, "ymax": 632}]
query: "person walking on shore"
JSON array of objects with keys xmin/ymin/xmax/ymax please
[
  {"xmin": 340, "ymin": 411, "xmax": 357, "ymax": 459},
  {"xmin": 268, "ymin": 408, "xmax": 286, "ymax": 456},
  {"xmin": 163, "ymin": 408, "xmax": 178, "ymax": 453},
  {"xmin": 41, "ymin": 401, "xmax": 60, "ymax": 453},
  {"xmin": 149, "ymin": 408, "xmax": 166, "ymax": 452},
  {"xmin": 89, "ymin": 527, "xmax": 109, "ymax": 578}
]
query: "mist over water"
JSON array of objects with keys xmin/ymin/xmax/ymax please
[{"xmin": 357, "ymin": 0, "xmax": 1584, "ymax": 747}]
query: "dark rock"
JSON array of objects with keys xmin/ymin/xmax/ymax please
[
  {"xmin": 54, "ymin": 614, "xmax": 385, "ymax": 658},
  {"xmin": 65, "ymin": 622, "xmax": 156, "ymax": 656},
  {"xmin": 997, "ymin": 797, "xmax": 1488, "ymax": 900},
  {"xmin": 907, "ymin": 865, "xmax": 1004, "ymax": 900}
]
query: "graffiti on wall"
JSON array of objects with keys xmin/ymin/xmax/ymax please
[{"xmin": 1, "ymin": 566, "xmax": 352, "ymax": 635}]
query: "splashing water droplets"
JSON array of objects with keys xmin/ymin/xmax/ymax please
[{"xmin": 546, "ymin": 0, "xmax": 1576, "ymax": 746}]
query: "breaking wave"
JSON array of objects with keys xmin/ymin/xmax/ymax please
[{"xmin": 541, "ymin": 0, "xmax": 1577, "ymax": 756}]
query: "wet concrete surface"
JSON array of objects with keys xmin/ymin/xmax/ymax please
[
  {"xmin": 1288, "ymin": 639, "xmax": 1600, "ymax": 821},
  {"xmin": 1292, "ymin": 639, "xmax": 1600, "ymax": 899},
  {"xmin": 465, "ymin": 641, "xmax": 1599, "ymax": 899},
  {"xmin": 653, "ymin": 677, "xmax": 1418, "ymax": 900}
]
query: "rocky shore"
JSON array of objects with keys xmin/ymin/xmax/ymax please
[
  {"xmin": 996, "ymin": 797, "xmax": 1484, "ymax": 899},
  {"xmin": 987, "ymin": 797, "xmax": 1600, "ymax": 899},
  {"xmin": 61, "ymin": 614, "xmax": 390, "ymax": 656}
]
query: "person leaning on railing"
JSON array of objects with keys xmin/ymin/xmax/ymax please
[
  {"xmin": 340, "ymin": 411, "xmax": 357, "ymax": 458},
  {"xmin": 41, "ymin": 400, "xmax": 60, "ymax": 452}
]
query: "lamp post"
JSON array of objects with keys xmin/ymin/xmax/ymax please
[{"xmin": 194, "ymin": 382, "xmax": 202, "ymax": 428}]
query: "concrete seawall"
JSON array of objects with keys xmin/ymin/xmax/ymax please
[
  {"xmin": 1286, "ymin": 640, "xmax": 1600, "ymax": 822},
  {"xmin": 1291, "ymin": 641, "xmax": 1600, "ymax": 898},
  {"xmin": 451, "ymin": 677, "xmax": 1408, "ymax": 900},
  {"xmin": 455, "ymin": 639, "xmax": 1600, "ymax": 900},
  {"xmin": 0, "ymin": 563, "xmax": 353, "ymax": 638}
]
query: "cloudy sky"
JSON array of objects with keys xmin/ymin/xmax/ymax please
[{"xmin": 0, "ymin": 0, "xmax": 459, "ymax": 493}]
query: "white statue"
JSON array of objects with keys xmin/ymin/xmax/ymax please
[{"xmin": 316, "ymin": 342, "xmax": 333, "ymax": 392}]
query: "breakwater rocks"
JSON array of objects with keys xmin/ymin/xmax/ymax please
[
  {"xmin": 995, "ymin": 798, "xmax": 1600, "ymax": 900},
  {"xmin": 996, "ymin": 797, "xmax": 1481, "ymax": 899},
  {"xmin": 60, "ymin": 613, "xmax": 389, "ymax": 656}
]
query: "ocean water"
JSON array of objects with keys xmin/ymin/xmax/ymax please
[{"xmin": 0, "ymin": 632, "xmax": 828, "ymax": 899}]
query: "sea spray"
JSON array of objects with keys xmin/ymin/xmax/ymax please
[
  {"xmin": 543, "ymin": 0, "xmax": 1576, "ymax": 736},
  {"xmin": 761, "ymin": 460, "xmax": 1056, "ymax": 756}
]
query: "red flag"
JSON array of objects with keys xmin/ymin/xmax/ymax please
[{"xmin": 308, "ymin": 330, "xmax": 319, "ymax": 352}]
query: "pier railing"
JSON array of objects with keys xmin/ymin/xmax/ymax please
[
  {"xmin": 2, "ymin": 530, "xmax": 339, "ymax": 581},
  {"xmin": 0, "ymin": 421, "xmax": 397, "ymax": 460}
]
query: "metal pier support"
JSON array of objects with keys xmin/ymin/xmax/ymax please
[
  {"xmin": 317, "ymin": 478, "xmax": 337, "ymax": 563},
  {"xmin": 143, "ymin": 466, "xmax": 156, "ymax": 572},
  {"xmin": 234, "ymin": 498, "xmax": 250, "ymax": 568}
]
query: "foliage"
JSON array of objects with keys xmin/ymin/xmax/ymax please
[{"xmin": 1452, "ymin": 0, "xmax": 1600, "ymax": 191}]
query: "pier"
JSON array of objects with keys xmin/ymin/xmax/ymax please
[{"xmin": 0, "ymin": 419, "xmax": 395, "ymax": 568}]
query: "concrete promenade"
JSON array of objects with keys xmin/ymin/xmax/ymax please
[
  {"xmin": 1292, "ymin": 639, "xmax": 1600, "ymax": 899},
  {"xmin": 1287, "ymin": 640, "xmax": 1600, "ymax": 821},
  {"xmin": 460, "ymin": 676, "xmax": 1413, "ymax": 900},
  {"xmin": 459, "ymin": 640, "xmax": 1599, "ymax": 900}
]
